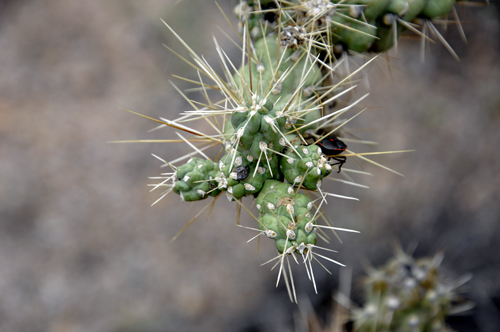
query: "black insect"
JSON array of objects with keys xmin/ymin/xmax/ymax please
[
  {"xmin": 233, "ymin": 165, "xmax": 250, "ymax": 181},
  {"xmin": 402, "ymin": 262, "xmax": 413, "ymax": 277},
  {"xmin": 261, "ymin": 1, "xmax": 278, "ymax": 23},
  {"xmin": 317, "ymin": 136, "xmax": 348, "ymax": 173}
]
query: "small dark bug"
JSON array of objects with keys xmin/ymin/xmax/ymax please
[
  {"xmin": 233, "ymin": 165, "xmax": 250, "ymax": 181},
  {"xmin": 317, "ymin": 136, "xmax": 347, "ymax": 173}
]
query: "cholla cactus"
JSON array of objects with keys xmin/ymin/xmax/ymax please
[
  {"xmin": 353, "ymin": 245, "xmax": 473, "ymax": 332},
  {"xmin": 119, "ymin": 0, "xmax": 468, "ymax": 299}
]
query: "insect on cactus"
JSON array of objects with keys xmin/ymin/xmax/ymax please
[{"xmin": 117, "ymin": 0, "xmax": 471, "ymax": 301}]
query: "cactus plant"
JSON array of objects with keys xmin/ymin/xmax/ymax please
[{"xmin": 119, "ymin": 0, "xmax": 468, "ymax": 299}]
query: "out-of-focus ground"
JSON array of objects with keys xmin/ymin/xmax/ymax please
[{"xmin": 0, "ymin": 1, "xmax": 499, "ymax": 331}]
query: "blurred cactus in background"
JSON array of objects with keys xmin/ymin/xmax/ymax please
[
  {"xmin": 352, "ymin": 244, "xmax": 473, "ymax": 332},
  {"xmin": 295, "ymin": 246, "xmax": 473, "ymax": 332}
]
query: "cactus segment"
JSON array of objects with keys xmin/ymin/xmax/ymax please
[
  {"xmin": 280, "ymin": 144, "xmax": 332, "ymax": 190},
  {"xmin": 256, "ymin": 180, "xmax": 317, "ymax": 254},
  {"xmin": 173, "ymin": 158, "xmax": 221, "ymax": 201}
]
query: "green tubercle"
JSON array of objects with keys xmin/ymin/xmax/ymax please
[
  {"xmin": 255, "ymin": 180, "xmax": 317, "ymax": 254},
  {"xmin": 280, "ymin": 144, "xmax": 333, "ymax": 190},
  {"xmin": 173, "ymin": 158, "xmax": 220, "ymax": 201}
]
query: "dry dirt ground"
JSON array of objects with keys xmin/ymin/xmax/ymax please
[{"xmin": 0, "ymin": 1, "xmax": 499, "ymax": 331}]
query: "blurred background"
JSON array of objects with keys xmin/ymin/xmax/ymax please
[{"xmin": 0, "ymin": 0, "xmax": 499, "ymax": 331}]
